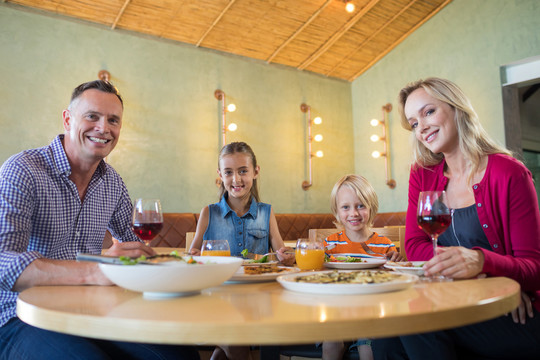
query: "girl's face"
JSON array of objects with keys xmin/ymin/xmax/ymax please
[
  {"xmin": 336, "ymin": 185, "xmax": 370, "ymax": 234},
  {"xmin": 404, "ymin": 88, "xmax": 458, "ymax": 155},
  {"xmin": 218, "ymin": 153, "xmax": 259, "ymax": 200}
]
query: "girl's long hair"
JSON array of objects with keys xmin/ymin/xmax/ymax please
[
  {"xmin": 397, "ymin": 77, "xmax": 511, "ymax": 184},
  {"xmin": 218, "ymin": 142, "xmax": 260, "ymax": 202}
]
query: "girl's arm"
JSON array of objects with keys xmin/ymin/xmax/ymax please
[
  {"xmin": 189, "ymin": 206, "xmax": 210, "ymax": 255},
  {"xmin": 269, "ymin": 209, "xmax": 295, "ymax": 266}
]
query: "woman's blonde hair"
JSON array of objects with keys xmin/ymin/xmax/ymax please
[
  {"xmin": 218, "ymin": 142, "xmax": 260, "ymax": 202},
  {"xmin": 397, "ymin": 77, "xmax": 511, "ymax": 183},
  {"xmin": 330, "ymin": 174, "xmax": 378, "ymax": 228}
]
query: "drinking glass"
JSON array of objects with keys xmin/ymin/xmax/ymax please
[
  {"xmin": 417, "ymin": 191, "xmax": 452, "ymax": 280},
  {"xmin": 201, "ymin": 240, "xmax": 231, "ymax": 256},
  {"xmin": 295, "ymin": 238, "xmax": 325, "ymax": 271},
  {"xmin": 131, "ymin": 198, "xmax": 164, "ymax": 246}
]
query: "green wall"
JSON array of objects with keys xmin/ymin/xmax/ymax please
[
  {"xmin": 2, "ymin": 0, "xmax": 539, "ymax": 214},
  {"xmin": 0, "ymin": 4, "xmax": 353, "ymax": 213},
  {"xmin": 352, "ymin": 0, "xmax": 540, "ymax": 212}
]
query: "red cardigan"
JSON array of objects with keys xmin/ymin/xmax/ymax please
[{"xmin": 405, "ymin": 154, "xmax": 540, "ymax": 310}]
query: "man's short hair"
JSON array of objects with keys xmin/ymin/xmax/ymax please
[{"xmin": 70, "ymin": 80, "xmax": 123, "ymax": 108}]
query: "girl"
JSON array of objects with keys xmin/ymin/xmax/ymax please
[
  {"xmin": 189, "ymin": 142, "xmax": 293, "ymax": 264},
  {"xmin": 323, "ymin": 174, "xmax": 403, "ymax": 360},
  {"xmin": 372, "ymin": 78, "xmax": 540, "ymax": 359},
  {"xmin": 189, "ymin": 142, "xmax": 294, "ymax": 360}
]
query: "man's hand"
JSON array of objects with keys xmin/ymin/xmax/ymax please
[{"xmin": 104, "ymin": 241, "xmax": 156, "ymax": 258}]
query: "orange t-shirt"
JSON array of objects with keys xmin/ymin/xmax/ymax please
[{"xmin": 324, "ymin": 231, "xmax": 395, "ymax": 256}]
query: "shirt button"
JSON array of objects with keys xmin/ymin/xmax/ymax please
[
  {"xmin": 493, "ymin": 244, "xmax": 498, "ymax": 249},
  {"xmin": 477, "ymin": 203, "xmax": 482, "ymax": 207},
  {"xmin": 239, "ymin": 232, "xmax": 242, "ymax": 235},
  {"xmin": 473, "ymin": 185, "xmax": 478, "ymax": 190},
  {"xmin": 483, "ymin": 224, "xmax": 488, "ymax": 228},
  {"xmin": 238, "ymin": 221, "xmax": 241, "ymax": 224}
]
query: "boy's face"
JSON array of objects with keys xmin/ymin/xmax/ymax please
[{"xmin": 336, "ymin": 185, "xmax": 370, "ymax": 233}]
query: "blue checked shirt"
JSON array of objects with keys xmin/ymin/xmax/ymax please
[{"xmin": 0, "ymin": 135, "xmax": 139, "ymax": 326}]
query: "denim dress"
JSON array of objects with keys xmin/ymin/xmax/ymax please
[{"xmin": 204, "ymin": 195, "xmax": 271, "ymax": 256}]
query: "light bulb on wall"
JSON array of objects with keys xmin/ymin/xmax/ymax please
[
  {"xmin": 227, "ymin": 123, "xmax": 237, "ymax": 131},
  {"xmin": 370, "ymin": 103, "xmax": 396, "ymax": 189},
  {"xmin": 315, "ymin": 150, "xmax": 324, "ymax": 158},
  {"xmin": 313, "ymin": 116, "xmax": 322, "ymax": 125},
  {"xmin": 227, "ymin": 103, "xmax": 236, "ymax": 112},
  {"xmin": 314, "ymin": 134, "xmax": 323, "ymax": 142},
  {"xmin": 301, "ymin": 103, "xmax": 325, "ymax": 191}
]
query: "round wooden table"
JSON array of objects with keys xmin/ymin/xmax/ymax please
[{"xmin": 17, "ymin": 276, "xmax": 520, "ymax": 345}]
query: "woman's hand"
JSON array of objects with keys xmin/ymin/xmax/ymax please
[
  {"xmin": 386, "ymin": 251, "xmax": 404, "ymax": 262},
  {"xmin": 423, "ymin": 246, "xmax": 484, "ymax": 279},
  {"xmin": 510, "ymin": 291, "xmax": 534, "ymax": 324},
  {"xmin": 276, "ymin": 247, "xmax": 295, "ymax": 266}
]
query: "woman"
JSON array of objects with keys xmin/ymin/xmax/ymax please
[{"xmin": 372, "ymin": 78, "xmax": 540, "ymax": 359}]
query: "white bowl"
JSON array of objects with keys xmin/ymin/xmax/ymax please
[{"xmin": 99, "ymin": 256, "xmax": 243, "ymax": 298}]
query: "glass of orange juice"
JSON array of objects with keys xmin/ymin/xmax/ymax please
[
  {"xmin": 201, "ymin": 240, "xmax": 231, "ymax": 256},
  {"xmin": 295, "ymin": 238, "xmax": 325, "ymax": 270}
]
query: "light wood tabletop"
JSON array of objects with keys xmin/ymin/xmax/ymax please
[{"xmin": 17, "ymin": 275, "xmax": 520, "ymax": 345}]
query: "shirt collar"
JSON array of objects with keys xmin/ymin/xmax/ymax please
[
  {"xmin": 218, "ymin": 194, "xmax": 258, "ymax": 219},
  {"xmin": 52, "ymin": 134, "xmax": 107, "ymax": 178}
]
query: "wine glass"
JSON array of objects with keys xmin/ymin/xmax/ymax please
[
  {"xmin": 295, "ymin": 238, "xmax": 325, "ymax": 271},
  {"xmin": 417, "ymin": 191, "xmax": 452, "ymax": 280},
  {"xmin": 201, "ymin": 240, "xmax": 231, "ymax": 256},
  {"xmin": 131, "ymin": 198, "xmax": 164, "ymax": 246}
]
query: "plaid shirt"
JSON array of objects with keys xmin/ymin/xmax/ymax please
[{"xmin": 0, "ymin": 135, "xmax": 139, "ymax": 326}]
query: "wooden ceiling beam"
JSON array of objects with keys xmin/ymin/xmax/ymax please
[
  {"xmin": 327, "ymin": 0, "xmax": 418, "ymax": 77},
  {"xmin": 266, "ymin": 0, "xmax": 333, "ymax": 64},
  {"xmin": 196, "ymin": 0, "xmax": 237, "ymax": 47},
  {"xmin": 348, "ymin": 0, "xmax": 452, "ymax": 81},
  {"xmin": 111, "ymin": 0, "xmax": 132, "ymax": 30},
  {"xmin": 297, "ymin": 0, "xmax": 381, "ymax": 71}
]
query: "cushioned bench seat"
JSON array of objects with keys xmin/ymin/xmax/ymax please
[{"xmin": 103, "ymin": 211, "xmax": 406, "ymax": 249}]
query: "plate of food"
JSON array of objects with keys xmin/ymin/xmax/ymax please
[
  {"xmin": 229, "ymin": 264, "xmax": 300, "ymax": 282},
  {"xmin": 384, "ymin": 261, "xmax": 426, "ymax": 276},
  {"xmin": 324, "ymin": 253, "xmax": 387, "ymax": 269},
  {"xmin": 277, "ymin": 270, "xmax": 418, "ymax": 295}
]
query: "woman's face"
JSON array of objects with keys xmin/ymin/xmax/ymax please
[{"xmin": 404, "ymin": 88, "xmax": 458, "ymax": 155}]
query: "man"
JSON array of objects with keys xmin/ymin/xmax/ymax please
[{"xmin": 0, "ymin": 80, "xmax": 199, "ymax": 359}]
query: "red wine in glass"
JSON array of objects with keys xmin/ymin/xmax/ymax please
[
  {"xmin": 132, "ymin": 222, "xmax": 163, "ymax": 242},
  {"xmin": 417, "ymin": 191, "xmax": 452, "ymax": 280},
  {"xmin": 417, "ymin": 214, "xmax": 452, "ymax": 236},
  {"xmin": 132, "ymin": 199, "xmax": 163, "ymax": 245}
]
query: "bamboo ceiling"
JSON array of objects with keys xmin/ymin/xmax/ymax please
[{"xmin": 7, "ymin": 0, "xmax": 452, "ymax": 81}]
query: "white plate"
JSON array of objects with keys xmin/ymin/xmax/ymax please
[
  {"xmin": 384, "ymin": 261, "xmax": 426, "ymax": 276},
  {"xmin": 277, "ymin": 270, "xmax": 418, "ymax": 295},
  {"xmin": 324, "ymin": 257, "xmax": 387, "ymax": 269},
  {"xmin": 229, "ymin": 266, "xmax": 300, "ymax": 282}
]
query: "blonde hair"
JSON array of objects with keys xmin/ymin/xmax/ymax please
[
  {"xmin": 330, "ymin": 174, "xmax": 378, "ymax": 228},
  {"xmin": 397, "ymin": 77, "xmax": 511, "ymax": 183},
  {"xmin": 218, "ymin": 142, "xmax": 260, "ymax": 202}
]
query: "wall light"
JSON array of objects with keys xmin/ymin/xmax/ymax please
[
  {"xmin": 98, "ymin": 70, "xmax": 110, "ymax": 82},
  {"xmin": 214, "ymin": 89, "xmax": 237, "ymax": 147},
  {"xmin": 370, "ymin": 103, "xmax": 396, "ymax": 189},
  {"xmin": 301, "ymin": 103, "xmax": 324, "ymax": 191}
]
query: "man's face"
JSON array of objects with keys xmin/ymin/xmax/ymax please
[{"xmin": 62, "ymin": 89, "xmax": 123, "ymax": 166}]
